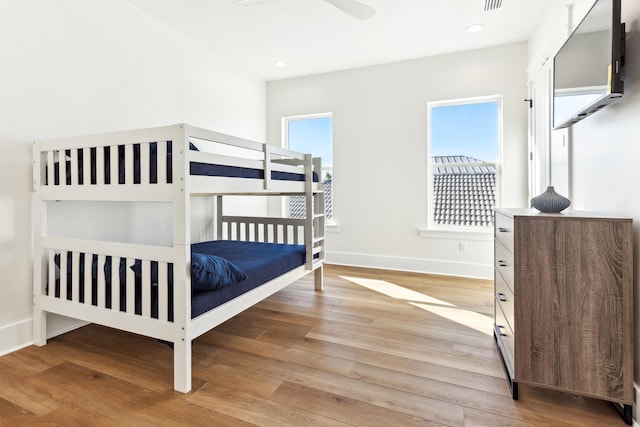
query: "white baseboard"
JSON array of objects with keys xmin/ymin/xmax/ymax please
[
  {"xmin": 0, "ymin": 315, "xmax": 87, "ymax": 356},
  {"xmin": 326, "ymin": 251, "xmax": 493, "ymax": 279},
  {"xmin": 0, "ymin": 318, "xmax": 33, "ymax": 356}
]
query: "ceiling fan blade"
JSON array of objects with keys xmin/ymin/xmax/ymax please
[{"xmin": 323, "ymin": 0, "xmax": 376, "ymax": 20}]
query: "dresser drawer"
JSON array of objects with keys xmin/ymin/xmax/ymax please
[
  {"xmin": 494, "ymin": 240, "xmax": 514, "ymax": 289},
  {"xmin": 495, "ymin": 272, "xmax": 514, "ymax": 330},
  {"xmin": 495, "ymin": 212, "xmax": 514, "ymax": 254},
  {"xmin": 495, "ymin": 303, "xmax": 515, "ymax": 371}
]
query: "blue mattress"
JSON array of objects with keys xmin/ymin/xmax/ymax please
[
  {"xmin": 53, "ymin": 240, "xmax": 307, "ymax": 320},
  {"xmin": 190, "ymin": 162, "xmax": 316, "ymax": 182},
  {"xmin": 190, "ymin": 240, "xmax": 306, "ymax": 318}
]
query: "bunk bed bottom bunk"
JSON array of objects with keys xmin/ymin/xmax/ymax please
[
  {"xmin": 51, "ymin": 240, "xmax": 312, "ymax": 320},
  {"xmin": 37, "ymin": 238, "xmax": 323, "ymax": 393}
]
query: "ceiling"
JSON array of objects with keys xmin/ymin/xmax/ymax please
[{"xmin": 129, "ymin": 0, "xmax": 552, "ymax": 81}]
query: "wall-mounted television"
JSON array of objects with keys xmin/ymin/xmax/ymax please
[{"xmin": 552, "ymin": 0, "xmax": 625, "ymax": 129}]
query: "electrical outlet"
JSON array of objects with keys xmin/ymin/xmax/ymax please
[{"xmin": 459, "ymin": 241, "xmax": 467, "ymax": 253}]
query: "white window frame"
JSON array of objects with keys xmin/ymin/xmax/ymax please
[
  {"xmin": 281, "ymin": 113, "xmax": 338, "ymax": 229},
  {"xmin": 421, "ymin": 95, "xmax": 503, "ymax": 239}
]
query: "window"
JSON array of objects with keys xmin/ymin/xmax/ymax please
[
  {"xmin": 283, "ymin": 113, "xmax": 333, "ymax": 221},
  {"xmin": 427, "ymin": 96, "xmax": 501, "ymax": 230}
]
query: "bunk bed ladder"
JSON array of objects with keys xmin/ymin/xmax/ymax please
[{"xmin": 305, "ymin": 155, "xmax": 325, "ymax": 290}]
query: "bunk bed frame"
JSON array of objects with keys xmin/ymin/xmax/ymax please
[{"xmin": 32, "ymin": 123, "xmax": 325, "ymax": 392}]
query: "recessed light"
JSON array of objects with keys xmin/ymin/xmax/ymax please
[
  {"xmin": 466, "ymin": 24, "xmax": 484, "ymax": 33},
  {"xmin": 274, "ymin": 60, "xmax": 287, "ymax": 67}
]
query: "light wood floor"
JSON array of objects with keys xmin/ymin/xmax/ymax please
[{"xmin": 0, "ymin": 265, "xmax": 626, "ymax": 426}]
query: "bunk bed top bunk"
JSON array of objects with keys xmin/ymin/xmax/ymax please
[{"xmin": 34, "ymin": 123, "xmax": 323, "ymax": 201}]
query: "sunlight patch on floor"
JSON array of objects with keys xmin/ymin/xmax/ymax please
[
  {"xmin": 340, "ymin": 276, "xmax": 455, "ymax": 306},
  {"xmin": 410, "ymin": 302, "xmax": 493, "ymax": 335},
  {"xmin": 342, "ymin": 275, "xmax": 493, "ymax": 336}
]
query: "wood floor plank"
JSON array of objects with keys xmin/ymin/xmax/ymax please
[
  {"xmin": 0, "ymin": 396, "xmax": 47, "ymax": 427},
  {"xmin": 0, "ymin": 345, "xmax": 63, "ymax": 376},
  {"xmin": 41, "ymin": 338, "xmax": 176, "ymax": 392},
  {"xmin": 0, "ymin": 370, "xmax": 65, "ymax": 417},
  {"xmin": 270, "ymin": 381, "xmax": 441, "ymax": 427},
  {"xmin": 348, "ymin": 362, "xmax": 615, "ymax": 427},
  {"xmin": 195, "ymin": 345, "xmax": 466, "ymax": 426},
  {"xmin": 256, "ymin": 328, "xmax": 511, "ymax": 396},
  {"xmin": 0, "ymin": 264, "xmax": 625, "ymax": 426},
  {"xmin": 28, "ymin": 361, "xmax": 242, "ymax": 426},
  {"xmin": 272, "ymin": 290, "xmax": 494, "ymax": 337},
  {"xmin": 462, "ymin": 407, "xmax": 543, "ymax": 427},
  {"xmin": 257, "ymin": 291, "xmax": 495, "ymax": 347},
  {"xmin": 187, "ymin": 382, "xmax": 351, "ymax": 427},
  {"xmin": 254, "ymin": 298, "xmax": 375, "ymax": 326},
  {"xmin": 305, "ymin": 327, "xmax": 504, "ymax": 378},
  {"xmin": 369, "ymin": 317, "xmax": 496, "ymax": 349},
  {"xmin": 196, "ymin": 363, "xmax": 284, "ymax": 399},
  {"xmin": 283, "ymin": 280, "xmax": 493, "ymax": 315},
  {"xmin": 26, "ymin": 362, "xmax": 160, "ymax": 426},
  {"xmin": 39, "ymin": 404, "xmax": 133, "ymax": 427},
  {"xmin": 238, "ymin": 309, "xmax": 497, "ymax": 360},
  {"xmin": 211, "ymin": 320, "xmax": 269, "ymax": 339},
  {"xmin": 198, "ymin": 330, "xmax": 356, "ymax": 376}
]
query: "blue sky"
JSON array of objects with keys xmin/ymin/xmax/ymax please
[
  {"xmin": 287, "ymin": 117, "xmax": 333, "ymax": 168},
  {"xmin": 431, "ymin": 101, "xmax": 499, "ymax": 162}
]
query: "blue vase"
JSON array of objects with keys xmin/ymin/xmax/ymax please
[{"xmin": 530, "ymin": 186, "xmax": 571, "ymax": 213}]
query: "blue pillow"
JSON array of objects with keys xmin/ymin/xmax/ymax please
[{"xmin": 190, "ymin": 252, "xmax": 247, "ymax": 291}]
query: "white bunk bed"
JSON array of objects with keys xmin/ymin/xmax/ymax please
[{"xmin": 32, "ymin": 123, "xmax": 325, "ymax": 392}]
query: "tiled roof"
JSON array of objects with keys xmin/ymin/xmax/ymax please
[
  {"xmin": 433, "ymin": 156, "xmax": 495, "ymax": 227},
  {"xmin": 289, "ymin": 158, "xmax": 494, "ymax": 228},
  {"xmin": 289, "ymin": 180, "xmax": 333, "ymax": 219},
  {"xmin": 433, "ymin": 155, "xmax": 496, "ymax": 174}
]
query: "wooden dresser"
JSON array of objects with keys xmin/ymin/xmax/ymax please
[{"xmin": 493, "ymin": 209, "xmax": 633, "ymax": 422}]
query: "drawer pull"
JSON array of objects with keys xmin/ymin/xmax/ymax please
[
  {"xmin": 498, "ymin": 227, "xmax": 509, "ymax": 233},
  {"xmin": 497, "ymin": 292, "xmax": 508, "ymax": 302},
  {"xmin": 498, "ymin": 260, "xmax": 508, "ymax": 267},
  {"xmin": 497, "ymin": 325, "xmax": 508, "ymax": 337}
]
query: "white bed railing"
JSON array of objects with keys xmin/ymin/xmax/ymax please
[
  {"xmin": 219, "ymin": 215, "xmax": 306, "ymax": 244},
  {"xmin": 34, "ymin": 124, "xmax": 322, "ymax": 200},
  {"xmin": 34, "ymin": 236, "xmax": 182, "ymax": 339}
]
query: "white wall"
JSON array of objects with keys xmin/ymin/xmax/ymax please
[
  {"xmin": 528, "ymin": 0, "xmax": 640, "ymax": 403},
  {"xmin": 0, "ymin": 0, "xmax": 266, "ymax": 354},
  {"xmin": 268, "ymin": 43, "xmax": 529, "ymax": 279}
]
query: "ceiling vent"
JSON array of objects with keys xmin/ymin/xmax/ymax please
[{"xmin": 483, "ymin": 0, "xmax": 502, "ymax": 11}]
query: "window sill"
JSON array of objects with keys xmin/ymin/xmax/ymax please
[{"xmin": 417, "ymin": 227, "xmax": 493, "ymax": 241}]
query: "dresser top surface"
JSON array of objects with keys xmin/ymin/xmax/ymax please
[{"xmin": 496, "ymin": 208, "xmax": 632, "ymax": 221}]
